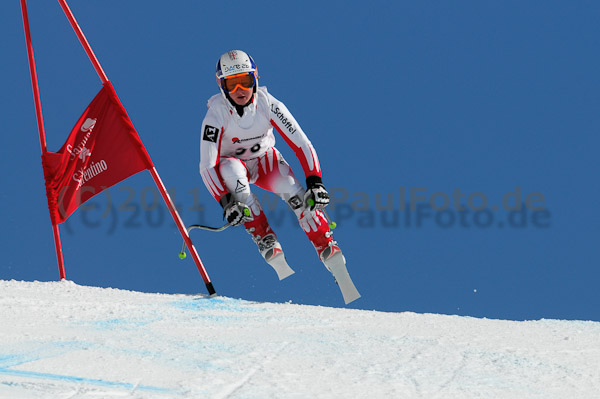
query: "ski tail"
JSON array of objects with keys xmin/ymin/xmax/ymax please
[
  {"xmin": 266, "ymin": 249, "xmax": 295, "ymax": 280},
  {"xmin": 322, "ymin": 248, "xmax": 361, "ymax": 304}
]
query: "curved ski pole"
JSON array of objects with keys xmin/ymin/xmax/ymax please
[
  {"xmin": 178, "ymin": 223, "xmax": 231, "ymax": 259},
  {"xmin": 178, "ymin": 208, "xmax": 252, "ymax": 259},
  {"xmin": 308, "ymin": 199, "xmax": 337, "ymax": 229},
  {"xmin": 188, "ymin": 223, "xmax": 232, "ymax": 233}
]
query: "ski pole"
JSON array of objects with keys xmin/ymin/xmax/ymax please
[
  {"xmin": 308, "ymin": 199, "xmax": 337, "ymax": 229},
  {"xmin": 178, "ymin": 223, "xmax": 231, "ymax": 259},
  {"xmin": 323, "ymin": 208, "xmax": 337, "ymax": 229},
  {"xmin": 178, "ymin": 208, "xmax": 252, "ymax": 259}
]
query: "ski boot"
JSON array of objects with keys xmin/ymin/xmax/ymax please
[{"xmin": 245, "ymin": 211, "xmax": 294, "ymax": 280}]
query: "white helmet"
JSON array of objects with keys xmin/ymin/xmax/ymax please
[{"xmin": 216, "ymin": 50, "xmax": 258, "ymax": 95}]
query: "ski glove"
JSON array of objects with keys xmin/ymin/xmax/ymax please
[
  {"xmin": 220, "ymin": 194, "xmax": 253, "ymax": 226},
  {"xmin": 304, "ymin": 176, "xmax": 330, "ymax": 210}
]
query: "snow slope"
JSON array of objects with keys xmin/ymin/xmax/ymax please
[{"xmin": 0, "ymin": 280, "xmax": 598, "ymax": 399}]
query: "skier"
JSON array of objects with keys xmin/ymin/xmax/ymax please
[{"xmin": 199, "ymin": 50, "xmax": 359, "ymax": 303}]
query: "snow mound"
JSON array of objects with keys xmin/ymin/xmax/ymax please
[{"xmin": 0, "ymin": 280, "xmax": 598, "ymax": 398}]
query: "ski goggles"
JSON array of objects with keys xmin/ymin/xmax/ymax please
[{"xmin": 222, "ymin": 72, "xmax": 256, "ymax": 93}]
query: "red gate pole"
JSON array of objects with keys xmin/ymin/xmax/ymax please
[
  {"xmin": 21, "ymin": 0, "xmax": 67, "ymax": 280},
  {"xmin": 56, "ymin": 0, "xmax": 216, "ymax": 295},
  {"xmin": 56, "ymin": 0, "xmax": 108, "ymax": 84},
  {"xmin": 149, "ymin": 168, "xmax": 216, "ymax": 295}
]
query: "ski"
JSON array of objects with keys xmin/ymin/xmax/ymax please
[
  {"xmin": 265, "ymin": 249, "xmax": 295, "ymax": 280},
  {"xmin": 322, "ymin": 248, "xmax": 361, "ymax": 304}
]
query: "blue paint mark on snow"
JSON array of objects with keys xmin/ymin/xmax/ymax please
[
  {"xmin": 70, "ymin": 317, "xmax": 161, "ymax": 331},
  {"xmin": 0, "ymin": 354, "xmax": 29, "ymax": 369},
  {"xmin": 168, "ymin": 296, "xmax": 270, "ymax": 315},
  {"xmin": 0, "ymin": 368, "xmax": 175, "ymax": 394},
  {"xmin": 0, "ymin": 341, "xmax": 177, "ymax": 393},
  {"xmin": 0, "ymin": 341, "xmax": 91, "ymax": 369}
]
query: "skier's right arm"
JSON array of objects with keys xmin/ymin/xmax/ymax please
[{"xmin": 199, "ymin": 109, "xmax": 228, "ymax": 202}]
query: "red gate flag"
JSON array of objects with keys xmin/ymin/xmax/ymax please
[{"xmin": 42, "ymin": 81, "xmax": 153, "ymax": 224}]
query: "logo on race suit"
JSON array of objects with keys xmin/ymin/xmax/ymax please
[
  {"xmin": 232, "ymin": 134, "xmax": 265, "ymax": 144},
  {"xmin": 203, "ymin": 125, "xmax": 220, "ymax": 143},
  {"xmin": 270, "ymin": 104, "xmax": 297, "ymax": 135},
  {"xmin": 288, "ymin": 195, "xmax": 303, "ymax": 210},
  {"xmin": 67, "ymin": 118, "xmax": 97, "ymax": 161},
  {"xmin": 235, "ymin": 179, "xmax": 247, "ymax": 193}
]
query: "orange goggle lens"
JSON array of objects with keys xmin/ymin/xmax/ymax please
[{"xmin": 223, "ymin": 73, "xmax": 256, "ymax": 92}]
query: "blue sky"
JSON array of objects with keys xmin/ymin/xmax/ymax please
[{"xmin": 2, "ymin": 1, "xmax": 599, "ymax": 320}]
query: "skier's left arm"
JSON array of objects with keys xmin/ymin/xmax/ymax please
[{"xmin": 268, "ymin": 94, "xmax": 329, "ymax": 210}]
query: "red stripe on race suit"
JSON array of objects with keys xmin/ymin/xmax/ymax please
[
  {"xmin": 270, "ymin": 119, "xmax": 322, "ymax": 178},
  {"xmin": 212, "ymin": 126, "xmax": 227, "ymax": 201}
]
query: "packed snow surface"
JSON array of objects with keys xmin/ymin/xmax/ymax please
[{"xmin": 0, "ymin": 280, "xmax": 599, "ymax": 398}]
